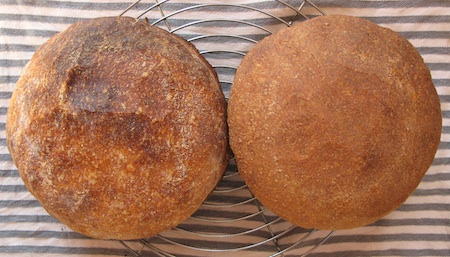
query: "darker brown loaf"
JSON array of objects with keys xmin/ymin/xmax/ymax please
[
  {"xmin": 228, "ymin": 15, "xmax": 441, "ymax": 230},
  {"xmin": 7, "ymin": 16, "xmax": 229, "ymax": 240}
]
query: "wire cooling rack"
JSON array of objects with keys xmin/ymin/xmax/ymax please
[{"xmin": 118, "ymin": 1, "xmax": 333, "ymax": 256}]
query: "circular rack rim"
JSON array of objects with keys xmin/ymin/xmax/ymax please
[{"xmin": 119, "ymin": 1, "xmax": 332, "ymax": 256}]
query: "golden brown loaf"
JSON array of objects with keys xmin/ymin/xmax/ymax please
[
  {"xmin": 7, "ymin": 16, "xmax": 229, "ymax": 240},
  {"xmin": 228, "ymin": 15, "xmax": 441, "ymax": 230}
]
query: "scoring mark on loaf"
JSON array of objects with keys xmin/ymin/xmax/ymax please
[{"xmin": 61, "ymin": 64, "xmax": 135, "ymax": 114}]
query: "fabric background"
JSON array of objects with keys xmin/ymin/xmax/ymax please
[{"xmin": 0, "ymin": 0, "xmax": 449, "ymax": 256}]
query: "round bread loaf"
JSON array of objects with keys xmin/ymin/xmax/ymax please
[
  {"xmin": 7, "ymin": 16, "xmax": 229, "ymax": 239},
  {"xmin": 228, "ymin": 15, "xmax": 441, "ymax": 230}
]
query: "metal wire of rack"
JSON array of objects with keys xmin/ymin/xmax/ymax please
[{"xmin": 118, "ymin": 1, "xmax": 333, "ymax": 256}]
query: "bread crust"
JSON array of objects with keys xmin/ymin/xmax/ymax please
[
  {"xmin": 228, "ymin": 15, "xmax": 441, "ymax": 230},
  {"xmin": 7, "ymin": 16, "xmax": 229, "ymax": 239}
]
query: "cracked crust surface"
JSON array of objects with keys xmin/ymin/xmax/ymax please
[
  {"xmin": 7, "ymin": 16, "xmax": 229, "ymax": 239},
  {"xmin": 228, "ymin": 15, "xmax": 441, "ymax": 230}
]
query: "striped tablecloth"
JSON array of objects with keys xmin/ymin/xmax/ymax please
[{"xmin": 1, "ymin": 0, "xmax": 449, "ymax": 256}]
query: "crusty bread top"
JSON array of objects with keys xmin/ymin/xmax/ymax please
[
  {"xmin": 228, "ymin": 15, "xmax": 441, "ymax": 230},
  {"xmin": 7, "ymin": 16, "xmax": 229, "ymax": 239}
]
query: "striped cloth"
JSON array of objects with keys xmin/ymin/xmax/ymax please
[{"xmin": 1, "ymin": 0, "xmax": 449, "ymax": 256}]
